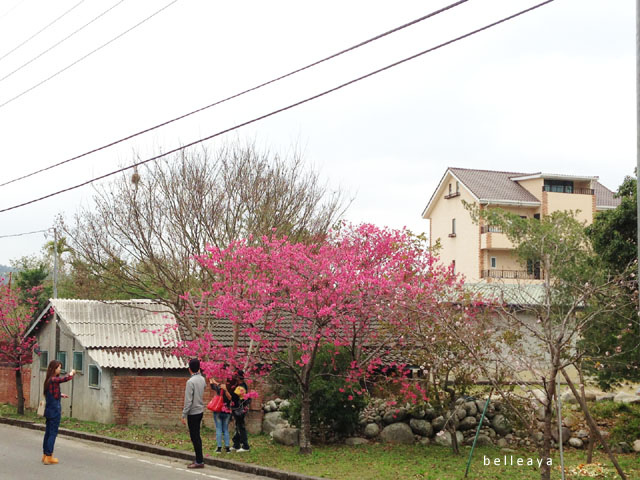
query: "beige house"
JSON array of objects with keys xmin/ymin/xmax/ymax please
[{"xmin": 422, "ymin": 168, "xmax": 620, "ymax": 283}]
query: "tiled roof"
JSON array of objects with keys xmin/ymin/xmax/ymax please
[
  {"xmin": 448, "ymin": 168, "xmax": 619, "ymax": 209},
  {"xmin": 593, "ymin": 180, "xmax": 621, "ymax": 209},
  {"xmin": 449, "ymin": 168, "xmax": 540, "ymax": 204}
]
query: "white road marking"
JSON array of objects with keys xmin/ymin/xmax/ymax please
[
  {"xmin": 137, "ymin": 459, "xmax": 154, "ymax": 464},
  {"xmin": 117, "ymin": 454, "xmax": 132, "ymax": 459}
]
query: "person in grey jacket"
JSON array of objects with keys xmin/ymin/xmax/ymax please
[{"xmin": 182, "ymin": 358, "xmax": 206, "ymax": 468}]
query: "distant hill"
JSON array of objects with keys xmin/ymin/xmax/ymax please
[{"xmin": 0, "ymin": 264, "xmax": 18, "ymax": 283}]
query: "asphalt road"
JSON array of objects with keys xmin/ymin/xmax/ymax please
[{"xmin": 0, "ymin": 423, "xmax": 271, "ymax": 480}]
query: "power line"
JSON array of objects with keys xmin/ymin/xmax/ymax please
[
  {"xmin": 0, "ymin": 0, "xmax": 178, "ymax": 110},
  {"xmin": 0, "ymin": 229, "xmax": 48, "ymax": 239},
  {"xmin": 0, "ymin": 0, "xmax": 556, "ymax": 215},
  {"xmin": 0, "ymin": 0, "xmax": 126, "ymax": 84},
  {"xmin": 0, "ymin": 0, "xmax": 85, "ymax": 62},
  {"xmin": 0, "ymin": 0, "xmax": 470, "ymax": 189},
  {"xmin": 0, "ymin": 0, "xmax": 28, "ymax": 22}
]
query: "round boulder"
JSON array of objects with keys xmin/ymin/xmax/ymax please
[
  {"xmin": 458, "ymin": 416, "xmax": 477, "ymax": 431},
  {"xmin": 271, "ymin": 427, "xmax": 300, "ymax": 446},
  {"xmin": 383, "ymin": 407, "xmax": 408, "ymax": 425},
  {"xmin": 491, "ymin": 414, "xmax": 512, "ymax": 436},
  {"xmin": 434, "ymin": 431, "xmax": 464, "ymax": 447},
  {"xmin": 551, "ymin": 426, "xmax": 571, "ymax": 444},
  {"xmin": 409, "ymin": 419, "xmax": 433, "ymax": 437},
  {"xmin": 464, "ymin": 434, "xmax": 492, "ymax": 447},
  {"xmin": 345, "ymin": 437, "xmax": 369, "ymax": 446},
  {"xmin": 431, "ymin": 416, "xmax": 446, "ymax": 431},
  {"xmin": 568, "ymin": 437, "xmax": 584, "ymax": 449},
  {"xmin": 262, "ymin": 411, "xmax": 288, "ymax": 435},
  {"xmin": 363, "ymin": 423, "xmax": 380, "ymax": 438},
  {"xmin": 464, "ymin": 401, "xmax": 478, "ymax": 417},
  {"xmin": 380, "ymin": 423, "xmax": 415, "ymax": 445}
]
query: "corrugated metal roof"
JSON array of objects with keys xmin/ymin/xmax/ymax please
[
  {"xmin": 51, "ymin": 299, "xmax": 180, "ymax": 348},
  {"xmin": 88, "ymin": 348, "xmax": 184, "ymax": 369},
  {"xmin": 465, "ymin": 283, "xmax": 546, "ymax": 306}
]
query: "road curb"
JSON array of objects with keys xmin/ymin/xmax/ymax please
[{"xmin": 0, "ymin": 416, "xmax": 327, "ymax": 480}]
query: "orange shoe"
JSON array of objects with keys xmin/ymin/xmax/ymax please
[
  {"xmin": 43, "ymin": 455, "xmax": 59, "ymax": 465},
  {"xmin": 42, "ymin": 454, "xmax": 46, "ymax": 463}
]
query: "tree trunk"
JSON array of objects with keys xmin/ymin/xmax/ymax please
[
  {"xmin": 15, "ymin": 365, "xmax": 25, "ymax": 415},
  {"xmin": 298, "ymin": 386, "xmax": 312, "ymax": 454},
  {"xmin": 561, "ymin": 369, "xmax": 627, "ymax": 480},
  {"xmin": 539, "ymin": 370, "xmax": 557, "ymax": 480}
]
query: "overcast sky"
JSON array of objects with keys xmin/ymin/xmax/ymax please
[{"xmin": 0, "ymin": 0, "xmax": 634, "ymax": 265}]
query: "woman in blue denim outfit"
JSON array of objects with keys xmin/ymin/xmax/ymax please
[
  {"xmin": 42, "ymin": 360, "xmax": 75, "ymax": 465},
  {"xmin": 209, "ymin": 377, "xmax": 232, "ymax": 453}
]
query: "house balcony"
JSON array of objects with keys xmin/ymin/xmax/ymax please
[
  {"xmin": 481, "ymin": 269, "xmax": 541, "ymax": 280},
  {"xmin": 542, "ymin": 186, "xmax": 594, "ymax": 195},
  {"xmin": 480, "ymin": 226, "xmax": 514, "ymax": 250}
]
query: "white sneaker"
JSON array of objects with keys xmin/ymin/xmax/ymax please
[{"xmin": 236, "ymin": 447, "xmax": 250, "ymax": 453}]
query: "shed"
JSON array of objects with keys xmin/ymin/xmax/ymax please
[{"xmin": 27, "ymin": 299, "xmax": 189, "ymax": 425}]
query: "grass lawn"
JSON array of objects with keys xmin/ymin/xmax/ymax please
[{"xmin": 2, "ymin": 404, "xmax": 638, "ymax": 479}]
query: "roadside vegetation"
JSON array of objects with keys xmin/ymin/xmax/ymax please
[{"xmin": 2, "ymin": 403, "xmax": 638, "ymax": 479}]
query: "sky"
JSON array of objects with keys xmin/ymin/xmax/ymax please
[{"xmin": 0, "ymin": 0, "xmax": 634, "ymax": 265}]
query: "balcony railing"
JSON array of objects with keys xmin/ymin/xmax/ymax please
[
  {"xmin": 542, "ymin": 186, "xmax": 594, "ymax": 195},
  {"xmin": 481, "ymin": 269, "xmax": 541, "ymax": 280},
  {"xmin": 444, "ymin": 191, "xmax": 460, "ymax": 199},
  {"xmin": 480, "ymin": 225, "xmax": 503, "ymax": 234}
]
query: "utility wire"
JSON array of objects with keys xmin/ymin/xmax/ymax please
[
  {"xmin": 0, "ymin": 0, "xmax": 85, "ymax": 62},
  {"xmin": 0, "ymin": 0, "xmax": 470, "ymax": 189},
  {"xmin": 0, "ymin": 0, "xmax": 126, "ymax": 84},
  {"xmin": 0, "ymin": 0, "xmax": 178, "ymax": 110},
  {"xmin": 0, "ymin": 0, "xmax": 556, "ymax": 215},
  {"xmin": 0, "ymin": 228, "xmax": 48, "ymax": 239},
  {"xmin": 0, "ymin": 0, "xmax": 27, "ymax": 22}
]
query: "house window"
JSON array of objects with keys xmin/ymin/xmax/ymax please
[
  {"xmin": 543, "ymin": 179, "xmax": 573, "ymax": 193},
  {"xmin": 490, "ymin": 257, "xmax": 497, "ymax": 269},
  {"xmin": 456, "ymin": 181, "xmax": 459, "ymax": 194},
  {"xmin": 534, "ymin": 214, "xmax": 540, "ymax": 220},
  {"xmin": 56, "ymin": 351, "xmax": 67, "ymax": 373},
  {"xmin": 452, "ymin": 260, "xmax": 456, "ymax": 274},
  {"xmin": 451, "ymin": 218, "xmax": 456, "ymax": 235},
  {"xmin": 448, "ymin": 183, "xmax": 452, "ymax": 195},
  {"xmin": 88, "ymin": 365, "xmax": 101, "ymax": 389},
  {"xmin": 40, "ymin": 351, "xmax": 49, "ymax": 370},
  {"xmin": 73, "ymin": 352, "xmax": 84, "ymax": 373}
]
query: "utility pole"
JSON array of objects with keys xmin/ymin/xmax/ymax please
[{"xmin": 53, "ymin": 227, "xmax": 58, "ymax": 299}]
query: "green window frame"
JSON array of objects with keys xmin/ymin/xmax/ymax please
[
  {"xmin": 56, "ymin": 351, "xmax": 67, "ymax": 373},
  {"xmin": 73, "ymin": 351, "xmax": 84, "ymax": 373},
  {"xmin": 40, "ymin": 351, "xmax": 49, "ymax": 370},
  {"xmin": 88, "ymin": 364, "xmax": 101, "ymax": 389}
]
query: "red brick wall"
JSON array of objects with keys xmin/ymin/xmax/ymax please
[
  {"xmin": 111, "ymin": 374, "xmax": 266, "ymax": 431},
  {"xmin": 0, "ymin": 366, "xmax": 31, "ymax": 406},
  {"xmin": 112, "ymin": 375, "xmax": 188, "ymax": 425}
]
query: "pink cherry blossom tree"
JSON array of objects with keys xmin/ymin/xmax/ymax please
[
  {"xmin": 175, "ymin": 223, "xmax": 473, "ymax": 453},
  {"xmin": 0, "ymin": 280, "xmax": 40, "ymax": 415}
]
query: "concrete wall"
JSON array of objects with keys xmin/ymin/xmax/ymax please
[
  {"xmin": 429, "ymin": 172, "xmax": 480, "ymax": 281},
  {"xmin": 29, "ymin": 315, "xmax": 115, "ymax": 422},
  {"xmin": 545, "ymin": 191, "xmax": 593, "ymax": 225},
  {"xmin": 515, "ymin": 178, "xmax": 544, "ymax": 201}
]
